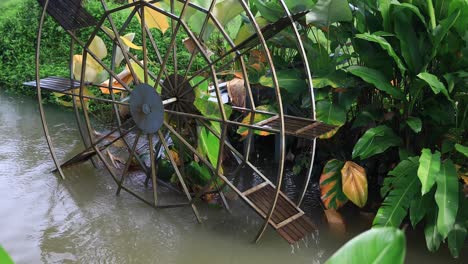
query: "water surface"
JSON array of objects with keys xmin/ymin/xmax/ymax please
[{"xmin": 0, "ymin": 91, "xmax": 463, "ymax": 263}]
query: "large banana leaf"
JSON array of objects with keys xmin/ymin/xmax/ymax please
[
  {"xmin": 347, "ymin": 66, "xmax": 405, "ymax": 100},
  {"xmin": 448, "ymin": 224, "xmax": 467, "ymax": 258},
  {"xmin": 306, "ymin": 0, "xmax": 353, "ymax": 27},
  {"xmin": 325, "ymin": 227, "xmax": 406, "ymax": 264},
  {"xmin": 352, "ymin": 125, "xmax": 402, "ymax": 160},
  {"xmin": 0, "ymin": 246, "xmax": 13, "ymax": 264},
  {"xmin": 435, "ymin": 160, "xmax": 459, "ymax": 238},
  {"xmin": 417, "ymin": 149, "xmax": 441, "ymax": 195},
  {"xmin": 425, "ymin": 206, "xmax": 443, "ymax": 252},
  {"xmin": 355, "ymin": 33, "xmax": 407, "ymax": 75},
  {"xmin": 373, "ymin": 157, "xmax": 420, "ymax": 227}
]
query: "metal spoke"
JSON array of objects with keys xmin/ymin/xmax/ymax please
[
  {"xmin": 181, "ymin": 0, "xmax": 217, "ymax": 84},
  {"xmin": 152, "ymin": 0, "xmax": 191, "ymax": 90},
  {"xmin": 157, "ymin": 130, "xmax": 201, "ymax": 222},
  {"xmin": 116, "ymin": 130, "xmax": 142, "ymax": 195},
  {"xmin": 148, "ymin": 133, "xmax": 158, "ymax": 206}
]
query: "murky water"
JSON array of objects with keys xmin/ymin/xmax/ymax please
[{"xmin": 0, "ymin": 91, "xmax": 464, "ymax": 264}]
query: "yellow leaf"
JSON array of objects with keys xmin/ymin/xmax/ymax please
[
  {"xmin": 461, "ymin": 176, "xmax": 468, "ymax": 185},
  {"xmin": 132, "ymin": 1, "xmax": 169, "ymax": 33},
  {"xmin": 99, "ymin": 67, "xmax": 133, "ymax": 94},
  {"xmin": 129, "ymin": 60, "xmax": 156, "ymax": 87},
  {"xmin": 168, "ymin": 149, "xmax": 181, "ymax": 166},
  {"xmin": 341, "ymin": 161, "xmax": 368, "ymax": 208},
  {"xmin": 102, "ymin": 26, "xmax": 142, "ymax": 51},
  {"xmin": 88, "ymin": 36, "xmax": 107, "ymax": 60},
  {"xmin": 73, "ymin": 54, "xmax": 104, "ymax": 83},
  {"xmin": 319, "ymin": 126, "xmax": 340, "ymax": 139}
]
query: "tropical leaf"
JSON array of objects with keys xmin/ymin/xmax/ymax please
[
  {"xmin": 430, "ymin": 10, "xmax": 461, "ymax": 60},
  {"xmin": 213, "ymin": 0, "xmax": 244, "ymax": 27},
  {"xmin": 425, "ymin": 206, "xmax": 443, "ymax": 252},
  {"xmin": 325, "ymin": 227, "xmax": 406, "ymax": 264},
  {"xmin": 435, "ymin": 160, "xmax": 459, "ymax": 239},
  {"xmin": 417, "ymin": 149, "xmax": 441, "ymax": 195},
  {"xmin": 114, "ymin": 33, "xmax": 136, "ymax": 66},
  {"xmin": 316, "ymin": 100, "xmax": 346, "ymax": 126},
  {"xmin": 417, "ymin": 72, "xmax": 450, "ymax": 99},
  {"xmin": 133, "ymin": 1, "xmax": 169, "ymax": 33},
  {"xmin": 130, "ymin": 61, "xmax": 156, "ymax": 87},
  {"xmin": 393, "ymin": 5, "xmax": 423, "ymax": 74},
  {"xmin": 320, "ymin": 159, "xmax": 347, "ymax": 209},
  {"xmin": 259, "ymin": 69, "xmax": 307, "ymax": 97},
  {"xmin": 306, "ymin": 0, "xmax": 353, "ymax": 27},
  {"xmin": 72, "ymin": 55, "xmax": 104, "ymax": 83},
  {"xmin": 454, "ymin": 144, "xmax": 468, "ymax": 157},
  {"xmin": 253, "ymin": 0, "xmax": 283, "ymax": 22},
  {"xmin": 406, "ymin": 116, "xmax": 422, "ymax": 133},
  {"xmin": 410, "ymin": 192, "xmax": 431, "ymax": 228},
  {"xmin": 312, "ymin": 70, "xmax": 354, "ymax": 89},
  {"xmin": 185, "ymin": 161, "xmax": 212, "ymax": 186},
  {"xmin": 341, "ymin": 161, "xmax": 367, "ymax": 208},
  {"xmin": 197, "ymin": 126, "xmax": 220, "ymax": 167},
  {"xmin": 101, "ymin": 26, "xmax": 142, "ymax": 51},
  {"xmin": 347, "ymin": 66, "xmax": 405, "ymax": 100},
  {"xmin": 88, "ymin": 35, "xmax": 107, "ymax": 60},
  {"xmin": 373, "ymin": 157, "xmax": 420, "ymax": 227},
  {"xmin": 448, "ymin": 224, "xmax": 467, "ymax": 258},
  {"xmin": 352, "ymin": 125, "xmax": 402, "ymax": 160},
  {"xmin": 234, "ymin": 17, "xmax": 269, "ymax": 45},
  {"xmin": 99, "ymin": 67, "xmax": 133, "ymax": 94},
  {"xmin": 236, "ymin": 105, "xmax": 276, "ymax": 137},
  {"xmin": 0, "ymin": 246, "xmax": 13, "ymax": 264},
  {"xmin": 448, "ymin": 0, "xmax": 468, "ymax": 35},
  {"xmin": 355, "ymin": 33, "xmax": 407, "ymax": 75}
]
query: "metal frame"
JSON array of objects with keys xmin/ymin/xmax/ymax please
[{"xmin": 34, "ymin": 0, "xmax": 324, "ymax": 244}]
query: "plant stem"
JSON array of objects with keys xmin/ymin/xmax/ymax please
[{"xmin": 426, "ymin": 0, "xmax": 436, "ymax": 30}]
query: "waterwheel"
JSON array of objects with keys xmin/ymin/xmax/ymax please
[{"xmin": 28, "ymin": 0, "xmax": 337, "ymax": 243}]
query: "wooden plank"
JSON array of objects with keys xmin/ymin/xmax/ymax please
[
  {"xmin": 242, "ymin": 182, "xmax": 268, "ymax": 196},
  {"xmin": 277, "ymin": 228, "xmax": 296, "ymax": 244},
  {"xmin": 252, "ymin": 188, "xmax": 284, "ymax": 225},
  {"xmin": 294, "ymin": 122, "xmax": 320, "ymax": 135},
  {"xmin": 280, "ymin": 222, "xmax": 301, "ymax": 242},
  {"xmin": 255, "ymin": 115, "xmax": 279, "ymax": 127},
  {"xmin": 261, "ymin": 187, "xmax": 294, "ymax": 224},
  {"xmin": 276, "ymin": 212, "xmax": 304, "ymax": 228}
]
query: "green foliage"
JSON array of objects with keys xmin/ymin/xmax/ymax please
[
  {"xmin": 352, "ymin": 125, "xmax": 402, "ymax": 160},
  {"xmin": 434, "ymin": 160, "xmax": 459, "ymax": 238},
  {"xmin": 0, "ymin": 246, "xmax": 14, "ymax": 264},
  {"xmin": 325, "ymin": 227, "xmax": 406, "ymax": 264},
  {"xmin": 346, "ymin": 66, "xmax": 405, "ymax": 100},
  {"xmin": 306, "ymin": 0, "xmax": 353, "ymax": 27},
  {"xmin": 417, "ymin": 149, "xmax": 441, "ymax": 195},
  {"xmin": 0, "ymin": 0, "xmax": 69, "ymax": 94},
  {"xmin": 373, "ymin": 157, "xmax": 420, "ymax": 228},
  {"xmin": 448, "ymin": 224, "xmax": 467, "ymax": 258}
]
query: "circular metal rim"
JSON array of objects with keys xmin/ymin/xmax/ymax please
[{"xmin": 35, "ymin": 0, "xmax": 318, "ymax": 243}]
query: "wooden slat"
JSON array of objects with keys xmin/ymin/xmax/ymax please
[
  {"xmin": 276, "ymin": 212, "xmax": 304, "ymax": 228},
  {"xmin": 23, "ymin": 77, "xmax": 81, "ymax": 92},
  {"xmin": 37, "ymin": 0, "xmax": 97, "ymax": 30},
  {"xmin": 242, "ymin": 182, "xmax": 269, "ymax": 196}
]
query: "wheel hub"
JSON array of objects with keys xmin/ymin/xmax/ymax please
[
  {"xmin": 129, "ymin": 83, "xmax": 164, "ymax": 134},
  {"xmin": 161, "ymin": 74, "xmax": 195, "ymax": 113}
]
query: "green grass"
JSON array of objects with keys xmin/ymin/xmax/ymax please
[{"xmin": 0, "ymin": 0, "xmax": 27, "ymax": 23}]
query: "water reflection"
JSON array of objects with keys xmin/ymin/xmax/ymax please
[{"xmin": 0, "ymin": 91, "xmax": 462, "ymax": 263}]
